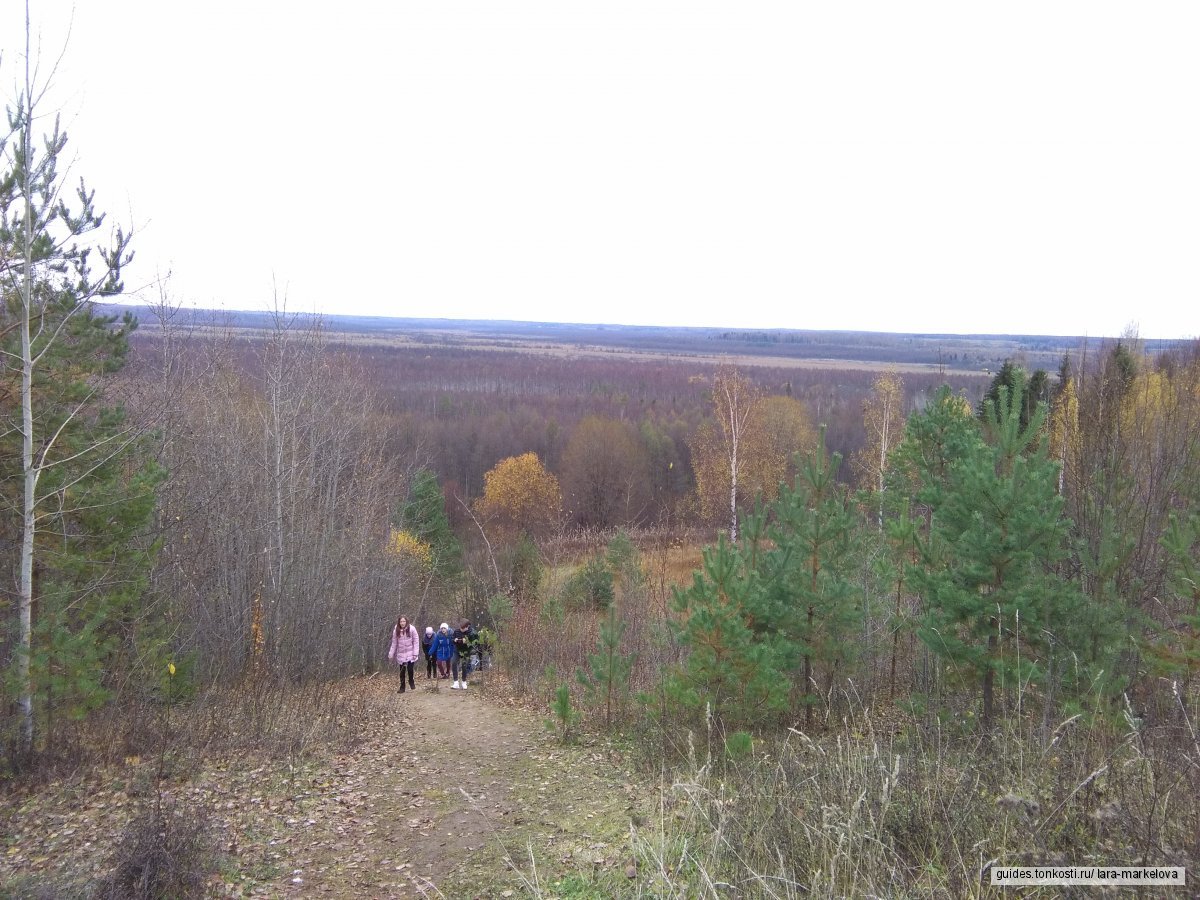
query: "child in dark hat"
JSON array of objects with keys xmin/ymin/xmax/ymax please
[
  {"xmin": 451, "ymin": 618, "xmax": 479, "ymax": 690},
  {"xmin": 421, "ymin": 626, "xmax": 436, "ymax": 679}
]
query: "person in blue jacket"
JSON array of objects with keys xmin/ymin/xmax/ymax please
[{"xmin": 429, "ymin": 622, "xmax": 454, "ymax": 680}]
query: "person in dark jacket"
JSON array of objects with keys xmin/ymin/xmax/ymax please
[
  {"xmin": 421, "ymin": 626, "xmax": 436, "ymax": 679},
  {"xmin": 451, "ymin": 618, "xmax": 478, "ymax": 690}
]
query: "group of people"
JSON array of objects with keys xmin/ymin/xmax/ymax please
[{"xmin": 386, "ymin": 616, "xmax": 479, "ymax": 693}]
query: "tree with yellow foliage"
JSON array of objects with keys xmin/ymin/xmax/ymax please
[
  {"xmin": 692, "ymin": 366, "xmax": 815, "ymax": 541},
  {"xmin": 387, "ymin": 529, "xmax": 434, "ymax": 568},
  {"xmin": 1048, "ymin": 356, "xmax": 1079, "ymax": 496},
  {"xmin": 851, "ymin": 371, "xmax": 905, "ymax": 528},
  {"xmin": 475, "ymin": 452, "xmax": 562, "ymax": 537},
  {"xmin": 760, "ymin": 394, "xmax": 817, "ymax": 488}
]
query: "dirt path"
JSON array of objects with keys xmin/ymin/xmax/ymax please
[
  {"xmin": 265, "ymin": 674, "xmax": 646, "ymax": 898},
  {"xmin": 0, "ymin": 673, "xmax": 653, "ymax": 899}
]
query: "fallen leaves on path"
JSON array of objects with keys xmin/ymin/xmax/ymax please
[{"xmin": 1, "ymin": 673, "xmax": 654, "ymax": 899}]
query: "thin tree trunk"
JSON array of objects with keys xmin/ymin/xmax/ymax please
[
  {"xmin": 17, "ymin": 5, "xmax": 37, "ymax": 759},
  {"xmin": 889, "ymin": 575, "xmax": 902, "ymax": 700},
  {"xmin": 982, "ymin": 631, "xmax": 997, "ymax": 727},
  {"xmin": 804, "ymin": 604, "xmax": 814, "ymax": 727},
  {"xmin": 729, "ymin": 428, "xmax": 738, "ymax": 542},
  {"xmin": 18, "ymin": 270, "xmax": 36, "ymax": 760},
  {"xmin": 876, "ymin": 413, "xmax": 888, "ymax": 530},
  {"xmin": 457, "ymin": 495, "xmax": 502, "ymax": 594},
  {"xmin": 266, "ymin": 341, "xmax": 288, "ymax": 661}
]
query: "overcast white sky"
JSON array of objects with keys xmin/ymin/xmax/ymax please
[{"xmin": 4, "ymin": 1, "xmax": 1197, "ymax": 338}]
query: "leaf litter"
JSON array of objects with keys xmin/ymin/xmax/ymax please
[{"xmin": 1, "ymin": 673, "xmax": 653, "ymax": 898}]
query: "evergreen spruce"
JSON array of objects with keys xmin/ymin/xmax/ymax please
[
  {"xmin": 396, "ymin": 469, "xmax": 462, "ymax": 582},
  {"xmin": 979, "ymin": 360, "xmax": 1050, "ymax": 433}
]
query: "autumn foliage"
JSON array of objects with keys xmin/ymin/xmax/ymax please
[
  {"xmin": 851, "ymin": 371, "xmax": 905, "ymax": 522},
  {"xmin": 475, "ymin": 451, "xmax": 563, "ymax": 536},
  {"xmin": 690, "ymin": 365, "xmax": 815, "ymax": 539}
]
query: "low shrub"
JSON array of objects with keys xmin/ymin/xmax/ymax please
[{"xmin": 96, "ymin": 795, "xmax": 217, "ymax": 900}]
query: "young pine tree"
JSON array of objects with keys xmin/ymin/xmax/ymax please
[
  {"xmin": 545, "ymin": 682, "xmax": 580, "ymax": 744},
  {"xmin": 667, "ymin": 521, "xmax": 791, "ymax": 733},
  {"xmin": 767, "ymin": 431, "xmax": 862, "ymax": 726},
  {"xmin": 910, "ymin": 373, "xmax": 1083, "ymax": 727},
  {"xmin": 576, "ymin": 603, "xmax": 635, "ymax": 728}
]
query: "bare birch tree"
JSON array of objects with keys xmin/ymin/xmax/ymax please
[
  {"xmin": 852, "ymin": 371, "xmax": 905, "ymax": 529},
  {"xmin": 690, "ymin": 363, "xmax": 763, "ymax": 542}
]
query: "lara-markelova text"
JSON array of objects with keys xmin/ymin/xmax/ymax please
[{"xmin": 991, "ymin": 866, "xmax": 1186, "ymax": 886}]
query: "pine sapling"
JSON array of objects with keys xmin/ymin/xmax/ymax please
[
  {"xmin": 545, "ymin": 683, "xmax": 579, "ymax": 744},
  {"xmin": 577, "ymin": 604, "xmax": 635, "ymax": 728}
]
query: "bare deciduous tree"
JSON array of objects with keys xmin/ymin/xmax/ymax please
[{"xmin": 145, "ymin": 306, "xmax": 413, "ymax": 684}]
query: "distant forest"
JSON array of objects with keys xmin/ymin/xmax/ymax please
[
  {"xmin": 122, "ymin": 307, "xmax": 1021, "ymax": 528},
  {"xmin": 115, "ymin": 306, "xmax": 1191, "ymax": 538}
]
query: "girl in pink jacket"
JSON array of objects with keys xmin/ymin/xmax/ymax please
[{"xmin": 387, "ymin": 615, "xmax": 420, "ymax": 693}]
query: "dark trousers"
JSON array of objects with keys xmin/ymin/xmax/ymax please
[
  {"xmin": 452, "ymin": 654, "xmax": 474, "ymax": 682},
  {"xmin": 425, "ymin": 654, "xmax": 436, "ymax": 678},
  {"xmin": 397, "ymin": 661, "xmax": 415, "ymax": 691}
]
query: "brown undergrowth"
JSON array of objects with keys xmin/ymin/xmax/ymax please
[
  {"xmin": 628, "ymin": 699, "xmax": 1200, "ymax": 898},
  {"xmin": 1, "ymin": 671, "xmax": 655, "ymax": 899}
]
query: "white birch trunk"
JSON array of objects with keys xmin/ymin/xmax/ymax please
[
  {"xmin": 717, "ymin": 369, "xmax": 754, "ymax": 544},
  {"xmin": 876, "ymin": 399, "xmax": 890, "ymax": 530},
  {"xmin": 18, "ymin": 231, "xmax": 36, "ymax": 759},
  {"xmin": 724, "ymin": 377, "xmax": 740, "ymax": 542},
  {"xmin": 17, "ymin": 7, "xmax": 37, "ymax": 757}
]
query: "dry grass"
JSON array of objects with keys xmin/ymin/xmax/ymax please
[
  {"xmin": 15, "ymin": 672, "xmax": 374, "ymax": 790},
  {"xmin": 627, "ymin": 700, "xmax": 1200, "ymax": 899},
  {"xmin": 94, "ymin": 795, "xmax": 216, "ymax": 900}
]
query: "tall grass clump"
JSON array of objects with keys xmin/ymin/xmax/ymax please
[{"xmin": 632, "ymin": 699, "xmax": 1200, "ymax": 898}]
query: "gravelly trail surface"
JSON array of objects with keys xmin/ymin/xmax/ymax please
[
  {"xmin": 0, "ymin": 672, "xmax": 653, "ymax": 899},
  {"xmin": 268, "ymin": 674, "xmax": 647, "ymax": 898}
]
